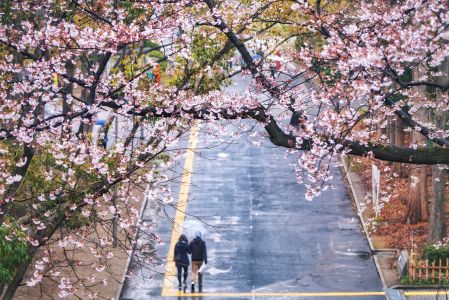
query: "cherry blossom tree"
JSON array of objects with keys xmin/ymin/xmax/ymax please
[{"xmin": 0, "ymin": 0, "xmax": 448, "ymax": 298}]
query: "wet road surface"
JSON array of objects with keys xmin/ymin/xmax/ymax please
[
  {"xmin": 120, "ymin": 125, "xmax": 385, "ymax": 300},
  {"xmin": 120, "ymin": 76, "xmax": 385, "ymax": 300}
]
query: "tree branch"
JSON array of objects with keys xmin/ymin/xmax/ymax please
[{"xmin": 201, "ymin": 0, "xmax": 449, "ymax": 165}]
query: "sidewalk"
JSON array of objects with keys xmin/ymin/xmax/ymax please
[
  {"xmin": 341, "ymin": 155, "xmax": 449, "ymax": 300},
  {"xmin": 13, "ymin": 188, "xmax": 147, "ymax": 300}
]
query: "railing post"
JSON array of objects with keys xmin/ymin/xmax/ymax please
[
  {"xmin": 432, "ymin": 260, "xmax": 435, "ymax": 283},
  {"xmin": 446, "ymin": 258, "xmax": 449, "ymax": 280},
  {"xmin": 412, "ymin": 253, "xmax": 416, "ymax": 281}
]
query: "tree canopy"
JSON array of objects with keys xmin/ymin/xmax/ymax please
[{"xmin": 0, "ymin": 0, "xmax": 448, "ymax": 298}]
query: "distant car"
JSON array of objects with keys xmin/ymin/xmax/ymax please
[
  {"xmin": 252, "ymin": 54, "xmax": 262, "ymax": 62},
  {"xmin": 95, "ymin": 119, "xmax": 106, "ymax": 126}
]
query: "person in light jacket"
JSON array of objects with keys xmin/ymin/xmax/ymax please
[
  {"xmin": 188, "ymin": 231, "xmax": 207, "ymax": 292},
  {"xmin": 174, "ymin": 234, "xmax": 190, "ymax": 291}
]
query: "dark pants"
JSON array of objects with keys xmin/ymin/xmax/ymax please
[{"xmin": 176, "ymin": 263, "xmax": 188, "ymax": 286}]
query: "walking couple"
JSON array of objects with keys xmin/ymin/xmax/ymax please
[{"xmin": 174, "ymin": 231, "xmax": 207, "ymax": 293}]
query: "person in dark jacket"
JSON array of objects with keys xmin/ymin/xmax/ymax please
[
  {"xmin": 188, "ymin": 231, "xmax": 207, "ymax": 292},
  {"xmin": 174, "ymin": 234, "xmax": 190, "ymax": 291}
]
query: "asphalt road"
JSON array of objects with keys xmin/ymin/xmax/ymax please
[{"xmin": 120, "ymin": 76, "xmax": 385, "ymax": 300}]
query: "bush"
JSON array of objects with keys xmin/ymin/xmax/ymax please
[
  {"xmin": 0, "ymin": 221, "xmax": 30, "ymax": 283},
  {"xmin": 423, "ymin": 242, "xmax": 449, "ymax": 265},
  {"xmin": 401, "ymin": 275, "xmax": 449, "ymax": 285}
]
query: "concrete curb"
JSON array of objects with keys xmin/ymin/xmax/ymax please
[
  {"xmin": 391, "ymin": 284, "xmax": 449, "ymax": 290},
  {"xmin": 340, "ymin": 155, "xmax": 375, "ymax": 250},
  {"xmin": 387, "ymin": 288, "xmax": 405, "ymax": 300},
  {"xmin": 114, "ymin": 193, "xmax": 149, "ymax": 300},
  {"xmin": 373, "ymin": 255, "xmax": 389, "ymax": 293},
  {"xmin": 340, "ymin": 155, "xmax": 397, "ymax": 299}
]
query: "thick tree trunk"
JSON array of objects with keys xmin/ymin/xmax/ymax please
[
  {"xmin": 388, "ymin": 116, "xmax": 395, "ymax": 149},
  {"xmin": 406, "ymin": 69, "xmax": 429, "ymax": 224},
  {"xmin": 1, "ymin": 258, "xmax": 34, "ymax": 300},
  {"xmin": 429, "ymin": 166, "xmax": 447, "ymax": 243},
  {"xmin": 0, "ymin": 214, "xmax": 65, "ymax": 300},
  {"xmin": 407, "ymin": 163, "xmax": 429, "ymax": 223},
  {"xmin": 393, "ymin": 116, "xmax": 405, "ymax": 176},
  {"xmin": 429, "ymin": 59, "xmax": 448, "ymax": 242}
]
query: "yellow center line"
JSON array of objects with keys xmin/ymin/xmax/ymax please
[
  {"xmin": 160, "ymin": 122, "xmax": 385, "ymax": 298},
  {"xmin": 162, "ymin": 291, "xmax": 385, "ymax": 297},
  {"xmin": 161, "ymin": 122, "xmax": 199, "ymax": 296},
  {"xmin": 404, "ymin": 291, "xmax": 449, "ymax": 296}
]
